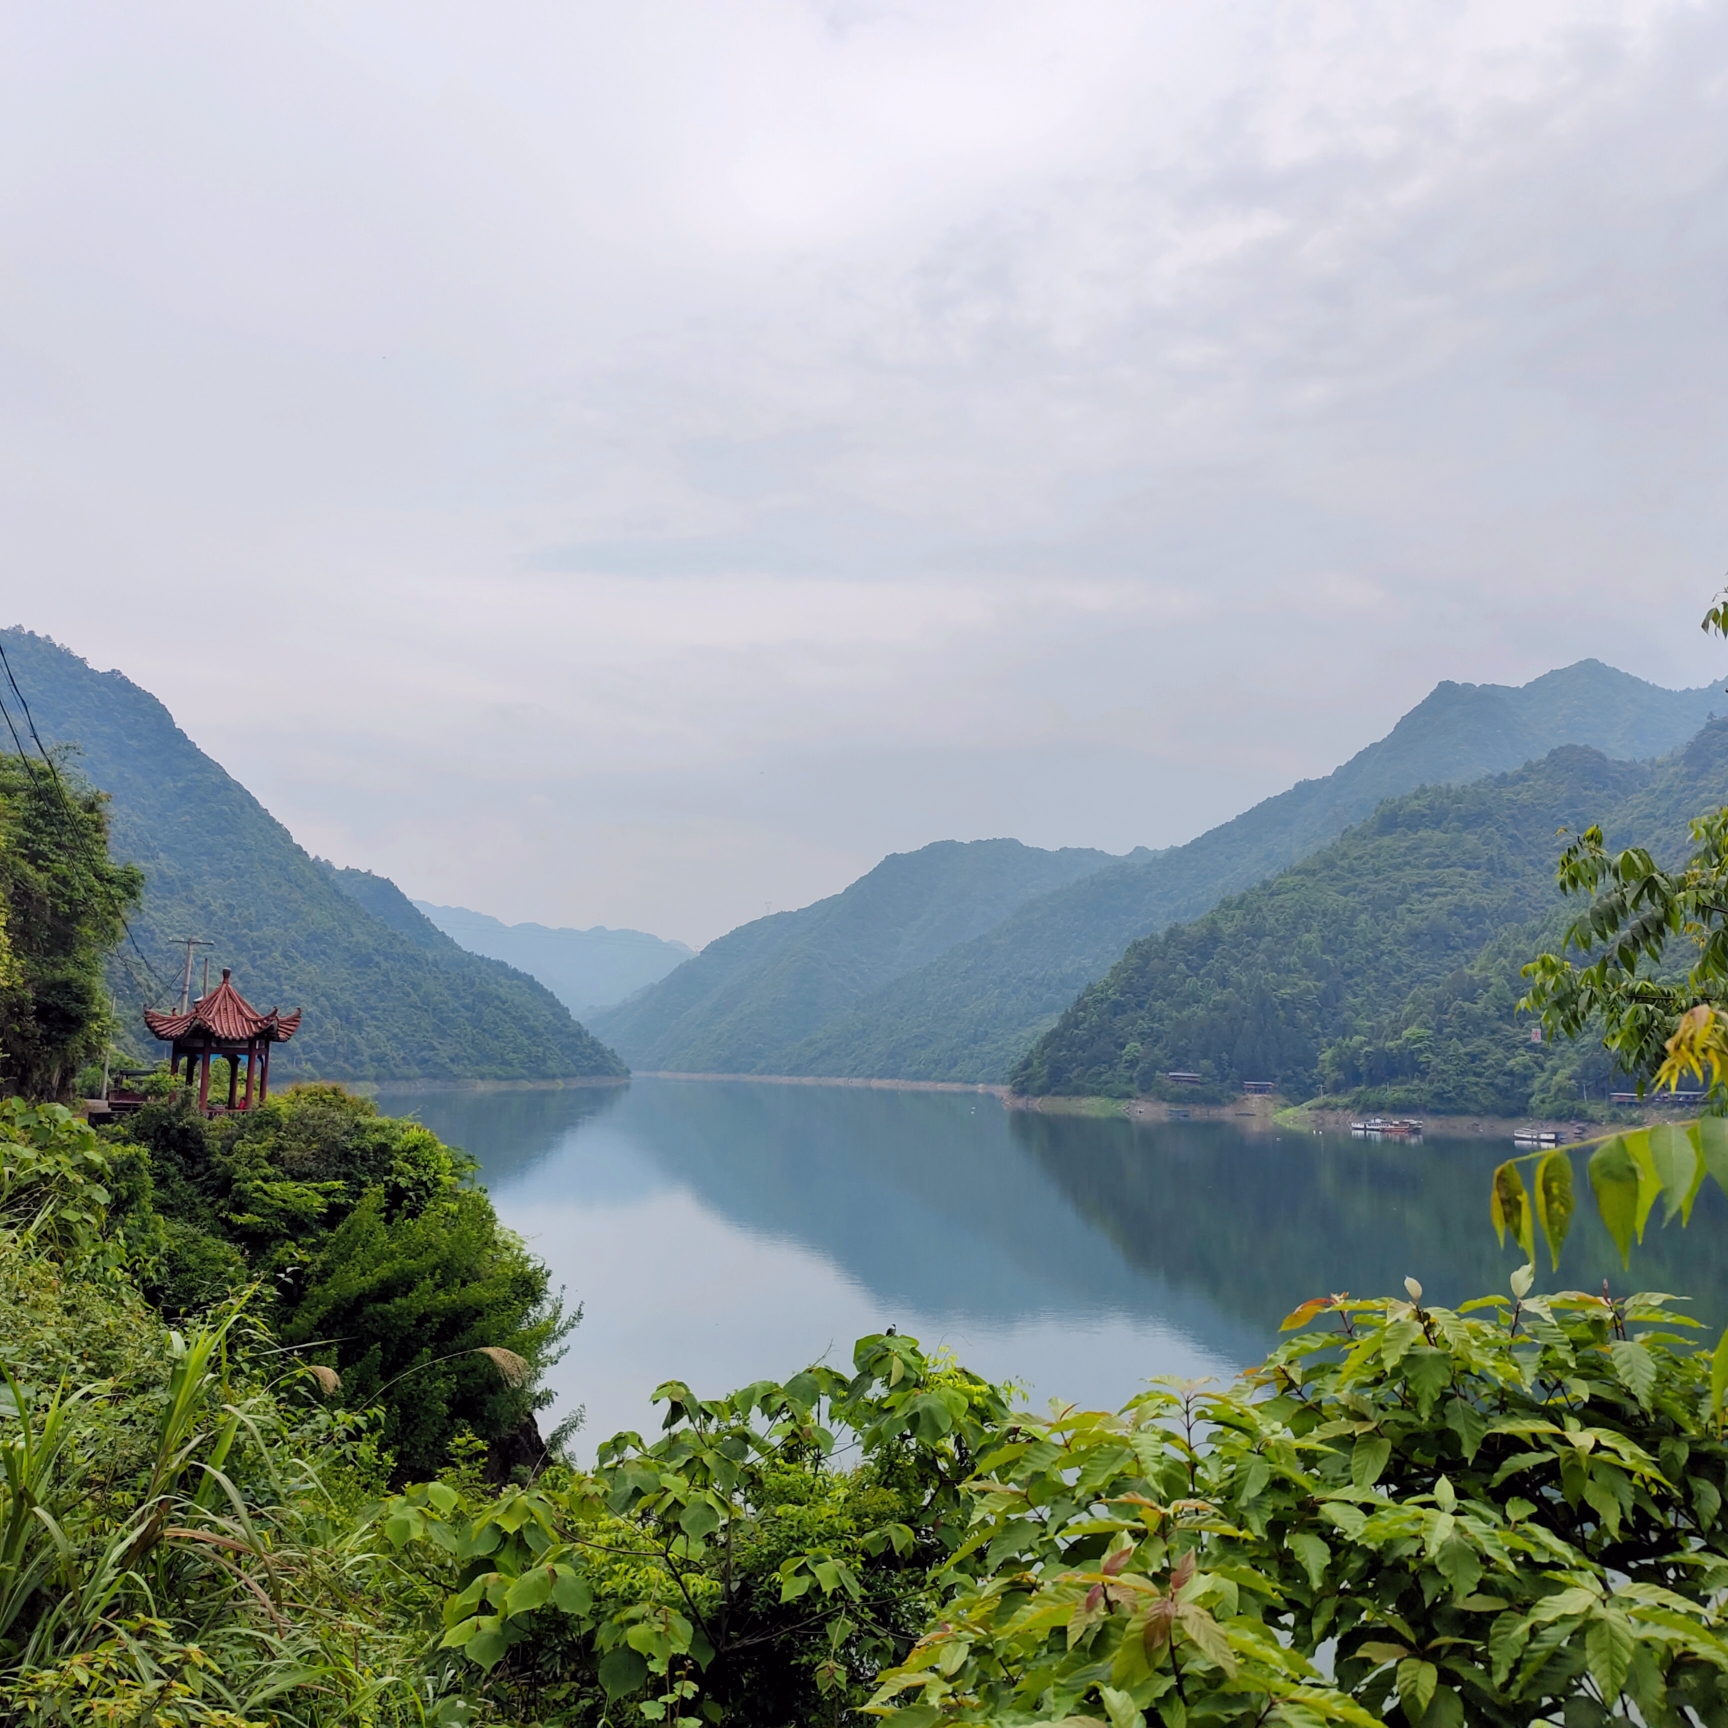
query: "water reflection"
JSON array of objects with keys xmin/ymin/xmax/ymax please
[{"xmin": 374, "ymin": 1081, "xmax": 1728, "ymax": 1453}]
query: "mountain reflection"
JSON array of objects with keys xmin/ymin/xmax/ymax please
[{"xmin": 380, "ymin": 1080, "xmax": 1728, "ymax": 1376}]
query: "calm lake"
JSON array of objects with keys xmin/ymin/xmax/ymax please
[{"xmin": 373, "ymin": 1079, "xmax": 1728, "ymax": 1456}]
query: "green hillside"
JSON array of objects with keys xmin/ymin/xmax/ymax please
[
  {"xmin": 788, "ymin": 661, "xmax": 1725, "ymax": 1083},
  {"xmin": 1011, "ymin": 723, "xmax": 1728, "ymax": 1110},
  {"xmin": 0, "ymin": 628, "xmax": 625, "ymax": 1082},
  {"xmin": 588, "ymin": 838, "xmax": 1121, "ymax": 1073}
]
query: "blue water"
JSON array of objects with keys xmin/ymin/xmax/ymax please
[{"xmin": 373, "ymin": 1080, "xmax": 1728, "ymax": 1454}]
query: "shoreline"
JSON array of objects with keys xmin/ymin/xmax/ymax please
[
  {"xmin": 637, "ymin": 1070, "xmax": 1008, "ymax": 1095},
  {"xmin": 353, "ymin": 1075, "xmax": 630, "ymax": 1095},
  {"xmin": 323, "ymin": 1071, "xmax": 1661, "ymax": 1140}
]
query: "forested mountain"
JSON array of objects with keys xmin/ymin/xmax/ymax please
[
  {"xmin": 0, "ymin": 628, "xmax": 625, "ymax": 1081},
  {"xmin": 1012, "ymin": 724, "xmax": 1728, "ymax": 1112},
  {"xmin": 787, "ymin": 661, "xmax": 1724, "ymax": 1083},
  {"xmin": 589, "ymin": 838, "xmax": 1122, "ymax": 1073},
  {"xmin": 414, "ymin": 902, "xmax": 692, "ymax": 1013}
]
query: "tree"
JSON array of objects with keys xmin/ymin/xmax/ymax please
[
  {"xmin": 113, "ymin": 1082, "xmax": 574, "ymax": 1479},
  {"xmin": 0, "ymin": 751, "xmax": 143, "ymax": 1100}
]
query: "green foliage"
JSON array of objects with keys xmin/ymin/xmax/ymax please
[
  {"xmin": 21, "ymin": 1089, "xmax": 1728, "ymax": 1727},
  {"xmin": 0, "ymin": 627, "xmax": 623, "ymax": 1081},
  {"xmin": 1523, "ymin": 804, "xmax": 1728, "ymax": 1105},
  {"xmin": 870, "ymin": 1273, "xmax": 1728, "ymax": 1728},
  {"xmin": 781, "ymin": 661, "xmax": 1727, "ymax": 1087},
  {"xmin": 384, "ymin": 1333, "xmax": 1011, "ymax": 1725},
  {"xmin": 0, "ymin": 751, "xmax": 143, "ymax": 1101},
  {"xmin": 1014, "ymin": 731, "xmax": 1728, "ymax": 1106},
  {"xmin": 0, "ymin": 1112, "xmax": 436, "ymax": 1728},
  {"xmin": 372, "ymin": 1274, "xmax": 1728, "ymax": 1728},
  {"xmin": 111, "ymin": 1083, "xmax": 573, "ymax": 1479}
]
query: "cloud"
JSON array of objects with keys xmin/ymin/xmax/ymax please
[{"xmin": 3, "ymin": 0, "xmax": 1727, "ymax": 941}]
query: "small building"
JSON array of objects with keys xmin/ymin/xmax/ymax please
[
  {"xmin": 144, "ymin": 969, "xmax": 302, "ymax": 1113},
  {"xmin": 1166, "ymin": 1071, "xmax": 1203, "ymax": 1085},
  {"xmin": 1241, "ymin": 1080, "xmax": 1276, "ymax": 1095}
]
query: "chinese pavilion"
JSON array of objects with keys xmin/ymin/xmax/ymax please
[{"xmin": 144, "ymin": 969, "xmax": 303, "ymax": 1112}]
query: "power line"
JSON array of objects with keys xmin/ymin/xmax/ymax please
[{"xmin": 0, "ymin": 635, "xmax": 177, "ymax": 1006}]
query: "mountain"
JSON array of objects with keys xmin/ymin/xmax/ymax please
[
  {"xmin": 0, "ymin": 628, "xmax": 625, "ymax": 1082},
  {"xmin": 1011, "ymin": 723, "xmax": 1728, "ymax": 1109},
  {"xmin": 588, "ymin": 839, "xmax": 1123, "ymax": 1074},
  {"xmin": 413, "ymin": 903, "xmax": 693, "ymax": 1014},
  {"xmin": 784, "ymin": 661, "xmax": 1725, "ymax": 1084}
]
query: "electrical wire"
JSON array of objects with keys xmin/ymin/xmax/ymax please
[{"xmin": 0, "ymin": 635, "xmax": 177, "ymax": 1006}]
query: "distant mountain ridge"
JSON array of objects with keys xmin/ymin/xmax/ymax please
[
  {"xmin": 1, "ymin": 628, "xmax": 625, "ymax": 1082},
  {"xmin": 589, "ymin": 838, "xmax": 1123, "ymax": 1074},
  {"xmin": 1012, "ymin": 723, "xmax": 1728, "ymax": 1111},
  {"xmin": 782, "ymin": 661, "xmax": 1724, "ymax": 1083},
  {"xmin": 414, "ymin": 903, "xmax": 692, "ymax": 1014},
  {"xmin": 596, "ymin": 660, "xmax": 1721, "ymax": 1086}
]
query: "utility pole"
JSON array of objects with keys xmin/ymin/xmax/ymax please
[
  {"xmin": 100, "ymin": 991, "xmax": 114, "ymax": 1100},
  {"xmin": 176, "ymin": 937, "xmax": 212, "ymax": 1011}
]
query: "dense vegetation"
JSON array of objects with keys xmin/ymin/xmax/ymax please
[
  {"xmin": 106, "ymin": 1082, "xmax": 571, "ymax": 1479},
  {"xmin": 632, "ymin": 660, "xmax": 1721, "ymax": 1087},
  {"xmin": 0, "ymin": 749, "xmax": 142, "ymax": 1100},
  {"xmin": 1, "ymin": 628, "xmax": 624, "ymax": 1081},
  {"xmin": 1013, "ymin": 727, "xmax": 1728, "ymax": 1110},
  {"xmin": 15, "ymin": 1095, "xmax": 1728, "ymax": 1727},
  {"xmin": 590, "ymin": 838, "xmax": 1120, "ymax": 1074}
]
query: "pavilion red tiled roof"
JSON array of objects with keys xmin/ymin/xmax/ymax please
[{"xmin": 144, "ymin": 970, "xmax": 302, "ymax": 1044}]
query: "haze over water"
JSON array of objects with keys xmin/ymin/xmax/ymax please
[{"xmin": 378, "ymin": 1080, "xmax": 1728, "ymax": 1454}]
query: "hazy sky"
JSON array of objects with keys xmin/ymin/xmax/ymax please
[{"xmin": 6, "ymin": 1, "xmax": 1728, "ymax": 945}]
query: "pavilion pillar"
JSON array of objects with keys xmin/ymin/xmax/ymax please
[
  {"xmin": 258, "ymin": 1041, "xmax": 270, "ymax": 1103},
  {"xmin": 227, "ymin": 1055, "xmax": 239, "ymax": 1110},
  {"xmin": 198, "ymin": 1042, "xmax": 212, "ymax": 1111},
  {"xmin": 243, "ymin": 1042, "xmax": 256, "ymax": 1110}
]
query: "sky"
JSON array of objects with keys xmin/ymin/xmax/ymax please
[{"xmin": 4, "ymin": 1, "xmax": 1728, "ymax": 947}]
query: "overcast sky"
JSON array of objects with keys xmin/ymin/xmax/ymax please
[{"xmin": 5, "ymin": 1, "xmax": 1728, "ymax": 945}]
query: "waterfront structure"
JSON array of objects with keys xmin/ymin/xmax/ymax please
[{"xmin": 144, "ymin": 969, "xmax": 302, "ymax": 1112}]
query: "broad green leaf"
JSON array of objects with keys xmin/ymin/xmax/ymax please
[
  {"xmin": 1288, "ymin": 1531, "xmax": 1329, "ymax": 1589},
  {"xmin": 550, "ymin": 1567, "xmax": 592, "ymax": 1616},
  {"xmin": 1607, "ymin": 1340, "xmax": 1657, "ymax": 1411},
  {"xmin": 1175, "ymin": 1603, "xmax": 1236, "ymax": 1676},
  {"xmin": 1623, "ymin": 1129, "xmax": 1663, "ymax": 1239},
  {"xmin": 1381, "ymin": 1317, "xmax": 1423, "ymax": 1368},
  {"xmin": 1099, "ymin": 1686, "xmax": 1146, "ymax": 1728},
  {"xmin": 1589, "ymin": 1137, "xmax": 1640, "ymax": 1267},
  {"xmin": 1421, "ymin": 1684, "xmax": 1464, "ymax": 1728},
  {"xmin": 438, "ymin": 1615, "xmax": 481, "ymax": 1650},
  {"xmin": 1397, "ymin": 1657, "xmax": 1437, "ymax": 1724},
  {"xmin": 1585, "ymin": 1614, "xmax": 1635, "ymax": 1702},
  {"xmin": 679, "ymin": 1498, "xmax": 721, "ymax": 1540},
  {"xmin": 1351, "ymin": 1435, "xmax": 1391, "ymax": 1489},
  {"xmin": 1533, "ymin": 1152, "xmax": 1574, "ymax": 1269},
  {"xmin": 503, "ymin": 1567, "xmax": 553, "ymax": 1616},
  {"xmin": 1650, "ymin": 1123, "xmax": 1703, "ymax": 1225},
  {"xmin": 1356, "ymin": 1641, "xmax": 1410, "ymax": 1665},
  {"xmin": 463, "ymin": 1618, "xmax": 505, "ymax": 1671},
  {"xmin": 1698, "ymin": 1116, "xmax": 1728, "ymax": 1200},
  {"xmin": 1434, "ymin": 1535, "xmax": 1482, "ymax": 1601},
  {"xmin": 1403, "ymin": 1347, "xmax": 1453, "ymax": 1413},
  {"xmin": 598, "ymin": 1646, "xmax": 648, "ymax": 1699},
  {"xmin": 1488, "ymin": 1611, "xmax": 1530, "ymax": 1685},
  {"xmin": 1712, "ymin": 1322, "xmax": 1728, "ymax": 1431},
  {"xmin": 1491, "ymin": 1163, "xmax": 1533, "ymax": 1260}
]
